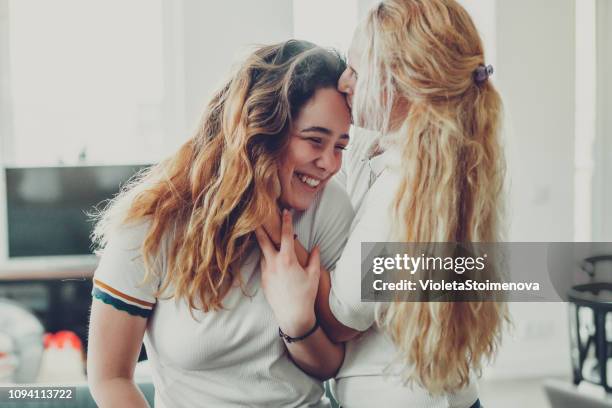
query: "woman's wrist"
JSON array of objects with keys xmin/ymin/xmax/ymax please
[
  {"xmin": 279, "ymin": 316, "xmax": 319, "ymax": 343},
  {"xmin": 278, "ymin": 312, "xmax": 317, "ymax": 339}
]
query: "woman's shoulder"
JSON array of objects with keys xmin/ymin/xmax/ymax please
[
  {"xmin": 98, "ymin": 218, "xmax": 175, "ymax": 272},
  {"xmin": 101, "ymin": 219, "xmax": 152, "ymax": 253}
]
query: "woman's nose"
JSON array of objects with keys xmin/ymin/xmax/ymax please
[
  {"xmin": 315, "ymin": 146, "xmax": 340, "ymax": 174},
  {"xmin": 337, "ymin": 68, "xmax": 354, "ymax": 94}
]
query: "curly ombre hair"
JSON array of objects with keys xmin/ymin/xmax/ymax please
[
  {"xmin": 93, "ymin": 40, "xmax": 346, "ymax": 312},
  {"xmin": 353, "ymin": 0, "xmax": 509, "ymax": 395}
]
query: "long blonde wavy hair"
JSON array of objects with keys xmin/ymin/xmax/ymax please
[
  {"xmin": 353, "ymin": 0, "xmax": 509, "ymax": 394},
  {"xmin": 92, "ymin": 40, "xmax": 346, "ymax": 312}
]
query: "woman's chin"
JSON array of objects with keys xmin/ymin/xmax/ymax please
[
  {"xmin": 281, "ymin": 179, "xmax": 323, "ymax": 211},
  {"xmin": 278, "ymin": 197, "xmax": 310, "ymax": 212},
  {"xmin": 283, "ymin": 197, "xmax": 314, "ymax": 212},
  {"xmin": 288, "ymin": 201, "xmax": 311, "ymax": 212}
]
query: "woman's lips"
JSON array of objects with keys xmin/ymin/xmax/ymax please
[
  {"xmin": 294, "ymin": 172, "xmax": 327, "ymax": 191},
  {"xmin": 296, "ymin": 172, "xmax": 321, "ymax": 187}
]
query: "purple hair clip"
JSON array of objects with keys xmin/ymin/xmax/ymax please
[{"xmin": 473, "ymin": 64, "xmax": 494, "ymax": 84}]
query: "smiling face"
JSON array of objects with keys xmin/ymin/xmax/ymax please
[{"xmin": 278, "ymin": 87, "xmax": 351, "ymax": 211}]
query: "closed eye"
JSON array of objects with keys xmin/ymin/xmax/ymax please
[{"xmin": 307, "ymin": 138, "xmax": 346, "ymax": 152}]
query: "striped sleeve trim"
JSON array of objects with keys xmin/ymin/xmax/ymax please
[{"xmin": 92, "ymin": 278, "xmax": 154, "ymax": 318}]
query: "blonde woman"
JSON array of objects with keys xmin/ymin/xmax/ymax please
[
  {"xmin": 87, "ymin": 40, "xmax": 355, "ymax": 408},
  {"xmin": 257, "ymin": 1, "xmax": 508, "ymax": 407}
]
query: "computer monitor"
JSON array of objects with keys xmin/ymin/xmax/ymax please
[{"xmin": 4, "ymin": 164, "xmax": 149, "ymax": 258}]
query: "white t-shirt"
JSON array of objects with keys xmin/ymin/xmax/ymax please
[
  {"xmin": 92, "ymin": 180, "xmax": 354, "ymax": 408},
  {"xmin": 329, "ymin": 139, "xmax": 480, "ymax": 408}
]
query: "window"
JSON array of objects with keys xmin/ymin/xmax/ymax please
[{"xmin": 1, "ymin": 0, "xmax": 180, "ymax": 166}]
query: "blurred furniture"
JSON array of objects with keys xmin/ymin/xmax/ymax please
[
  {"xmin": 0, "ymin": 277, "xmax": 148, "ymax": 364},
  {"xmin": 0, "ymin": 278, "xmax": 94, "ymax": 355},
  {"xmin": 545, "ymin": 378, "xmax": 612, "ymax": 408},
  {"xmin": 0, "ymin": 299, "xmax": 44, "ymax": 382},
  {"xmin": 37, "ymin": 331, "xmax": 86, "ymax": 383},
  {"xmin": 568, "ymin": 255, "xmax": 612, "ymax": 392}
]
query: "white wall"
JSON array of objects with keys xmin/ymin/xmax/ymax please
[
  {"xmin": 293, "ymin": 0, "xmax": 357, "ymax": 52},
  {"xmin": 574, "ymin": 0, "xmax": 596, "ymax": 242},
  {"xmin": 486, "ymin": 0, "xmax": 576, "ymax": 379},
  {"xmin": 0, "ymin": 0, "xmax": 13, "ymax": 163},
  {"xmin": 458, "ymin": 0, "xmax": 497, "ymax": 68},
  {"xmin": 180, "ymin": 0, "xmax": 294, "ymax": 144},
  {"xmin": 498, "ymin": 0, "xmax": 575, "ymax": 243}
]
